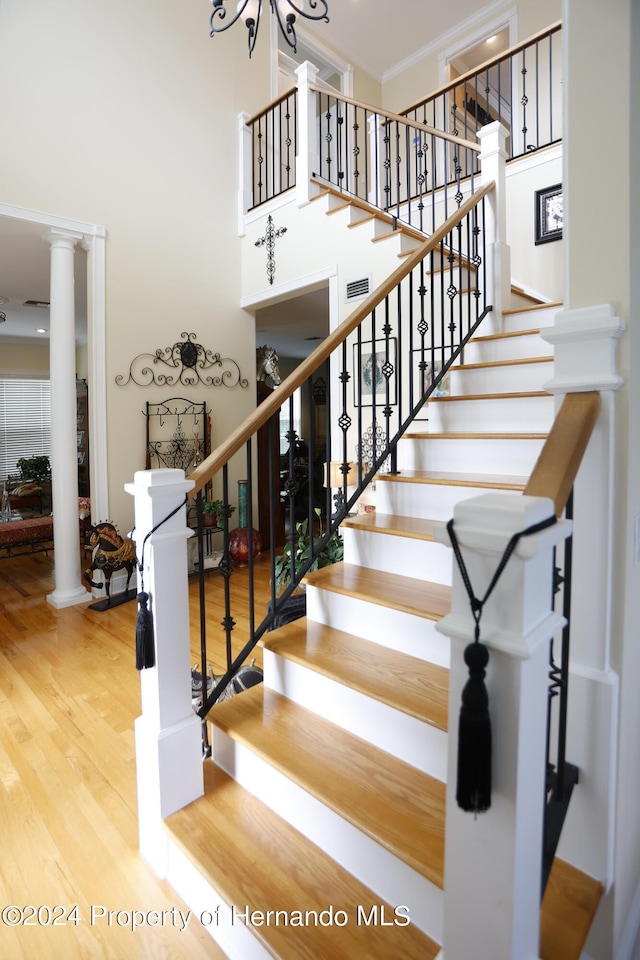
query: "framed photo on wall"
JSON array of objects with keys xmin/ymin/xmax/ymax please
[
  {"xmin": 535, "ymin": 184, "xmax": 563, "ymax": 245},
  {"xmin": 354, "ymin": 339, "xmax": 397, "ymax": 406}
]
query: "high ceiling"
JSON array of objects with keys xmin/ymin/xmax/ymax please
[{"xmin": 0, "ymin": 0, "xmax": 492, "ymax": 354}]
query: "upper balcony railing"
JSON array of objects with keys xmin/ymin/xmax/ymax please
[
  {"xmin": 401, "ymin": 21, "xmax": 562, "ymax": 164},
  {"xmin": 242, "ymin": 22, "xmax": 562, "ymax": 223}
]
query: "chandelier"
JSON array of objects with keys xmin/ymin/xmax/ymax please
[{"xmin": 210, "ymin": 0, "xmax": 329, "ymax": 58}]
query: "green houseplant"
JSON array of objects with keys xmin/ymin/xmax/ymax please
[
  {"xmin": 16, "ymin": 455, "xmax": 51, "ymax": 484},
  {"xmin": 273, "ymin": 507, "xmax": 344, "ymax": 596},
  {"xmin": 201, "ymin": 499, "xmax": 235, "ymax": 528}
]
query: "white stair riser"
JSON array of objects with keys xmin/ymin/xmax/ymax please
[
  {"xmin": 423, "ymin": 394, "xmax": 555, "ymax": 432},
  {"xmin": 396, "ymin": 436, "xmax": 546, "ymax": 475},
  {"xmin": 342, "ymin": 525, "xmax": 452, "ymax": 585},
  {"xmin": 477, "ymin": 305, "xmax": 560, "ymax": 336},
  {"xmin": 375, "ymin": 477, "xmax": 522, "ymax": 521},
  {"xmin": 305, "ymin": 585, "xmax": 450, "ymax": 668},
  {"xmin": 446, "ymin": 360, "xmax": 553, "ymax": 395},
  {"xmin": 166, "ymin": 840, "xmax": 272, "ymax": 960},
  {"xmin": 263, "ymin": 648, "xmax": 447, "ymax": 782},
  {"xmin": 462, "ymin": 333, "xmax": 550, "ymax": 364},
  {"xmin": 211, "ymin": 728, "xmax": 444, "ymax": 942}
]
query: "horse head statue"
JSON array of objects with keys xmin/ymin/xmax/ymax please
[{"xmin": 256, "ymin": 344, "xmax": 281, "ymax": 386}]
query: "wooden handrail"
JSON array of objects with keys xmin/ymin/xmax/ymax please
[
  {"xmin": 246, "ymin": 85, "xmax": 297, "ymax": 127},
  {"xmin": 401, "ymin": 20, "xmax": 562, "ymax": 118},
  {"xmin": 308, "ymin": 84, "xmax": 481, "ymax": 153},
  {"xmin": 189, "ymin": 180, "xmax": 495, "ymax": 497},
  {"xmin": 524, "ymin": 391, "xmax": 600, "ymax": 516}
]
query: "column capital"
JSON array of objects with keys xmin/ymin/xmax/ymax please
[{"xmin": 43, "ymin": 227, "xmax": 85, "ymax": 250}]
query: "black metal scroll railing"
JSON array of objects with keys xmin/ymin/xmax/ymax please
[
  {"xmin": 248, "ymin": 87, "xmax": 298, "ymax": 209},
  {"xmin": 311, "ymin": 89, "xmax": 480, "ymax": 236},
  {"xmin": 188, "ymin": 185, "xmax": 493, "ymax": 738},
  {"xmin": 542, "ymin": 487, "xmax": 578, "ymax": 895},
  {"xmin": 401, "ymin": 21, "xmax": 562, "ymax": 168}
]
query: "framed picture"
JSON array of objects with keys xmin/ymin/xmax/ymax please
[
  {"xmin": 353, "ymin": 339, "xmax": 397, "ymax": 406},
  {"xmin": 535, "ymin": 184, "xmax": 563, "ymax": 245},
  {"xmin": 411, "ymin": 351, "xmax": 451, "ymax": 399}
]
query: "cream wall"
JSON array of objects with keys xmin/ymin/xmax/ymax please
[
  {"xmin": 381, "ymin": 0, "xmax": 562, "ymax": 115},
  {"xmin": 0, "ymin": 0, "xmax": 271, "ymax": 530},
  {"xmin": 563, "ymin": 0, "xmax": 635, "ymax": 955},
  {"xmin": 0, "ymin": 341, "xmax": 49, "ymax": 376}
]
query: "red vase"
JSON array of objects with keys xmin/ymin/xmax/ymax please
[{"xmin": 228, "ymin": 526, "xmax": 261, "ymax": 564}]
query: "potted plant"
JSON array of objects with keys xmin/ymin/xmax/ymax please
[
  {"xmin": 16, "ymin": 455, "xmax": 51, "ymax": 484},
  {"xmin": 201, "ymin": 499, "xmax": 235, "ymax": 528},
  {"xmin": 271, "ymin": 507, "xmax": 343, "ymax": 628}
]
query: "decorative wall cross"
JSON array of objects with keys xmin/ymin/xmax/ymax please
[{"xmin": 255, "ymin": 215, "xmax": 287, "ymax": 285}]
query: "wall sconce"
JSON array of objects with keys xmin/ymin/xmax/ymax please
[{"xmin": 324, "ymin": 460, "xmax": 354, "ymax": 517}]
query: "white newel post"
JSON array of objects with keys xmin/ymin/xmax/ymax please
[
  {"xmin": 125, "ymin": 469, "xmax": 203, "ymax": 877},
  {"xmin": 295, "ymin": 60, "xmax": 320, "ymax": 207},
  {"xmin": 434, "ymin": 493, "xmax": 571, "ymax": 960},
  {"xmin": 478, "ymin": 122, "xmax": 511, "ymax": 321}
]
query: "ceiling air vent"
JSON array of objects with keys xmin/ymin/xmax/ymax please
[
  {"xmin": 23, "ymin": 300, "xmax": 50, "ymax": 309},
  {"xmin": 345, "ymin": 276, "xmax": 370, "ymax": 302}
]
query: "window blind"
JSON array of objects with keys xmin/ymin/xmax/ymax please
[{"xmin": 0, "ymin": 378, "xmax": 52, "ymax": 480}]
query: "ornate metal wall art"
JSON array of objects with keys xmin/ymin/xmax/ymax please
[
  {"xmin": 145, "ymin": 398, "xmax": 210, "ymax": 475},
  {"xmin": 115, "ymin": 332, "xmax": 249, "ymax": 389},
  {"xmin": 255, "ymin": 215, "xmax": 287, "ymax": 285}
]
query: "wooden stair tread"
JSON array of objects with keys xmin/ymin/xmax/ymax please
[
  {"xmin": 375, "ymin": 469, "xmax": 528, "ymax": 491},
  {"xmin": 504, "ymin": 299, "xmax": 563, "ymax": 315},
  {"xmin": 403, "ymin": 431, "xmax": 548, "ymax": 440},
  {"xmin": 451, "ymin": 355, "xmax": 553, "ymax": 371},
  {"xmin": 427, "ymin": 390, "xmax": 550, "ymax": 402},
  {"xmin": 303, "ymin": 562, "xmax": 451, "ymax": 622},
  {"xmin": 470, "ymin": 326, "xmax": 542, "ymax": 342},
  {"xmin": 341, "ymin": 512, "xmax": 440, "ymax": 542},
  {"xmin": 263, "ymin": 618, "xmax": 448, "ymax": 730},
  {"xmin": 210, "ymin": 685, "xmax": 446, "ymax": 885},
  {"xmin": 540, "ymin": 858, "xmax": 604, "ymax": 960},
  {"xmin": 165, "ymin": 763, "xmax": 440, "ymax": 960}
]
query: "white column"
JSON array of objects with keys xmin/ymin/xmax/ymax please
[
  {"xmin": 45, "ymin": 228, "xmax": 90, "ymax": 609},
  {"xmin": 295, "ymin": 60, "xmax": 320, "ymax": 207},
  {"xmin": 478, "ymin": 121, "xmax": 512, "ymax": 321},
  {"xmin": 125, "ymin": 469, "xmax": 203, "ymax": 877},
  {"xmin": 434, "ymin": 492, "xmax": 571, "ymax": 960}
]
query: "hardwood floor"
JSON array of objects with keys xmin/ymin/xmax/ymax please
[{"xmin": 0, "ymin": 550, "xmax": 273, "ymax": 959}]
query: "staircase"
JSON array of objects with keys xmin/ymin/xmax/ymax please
[{"xmin": 163, "ymin": 300, "xmax": 603, "ymax": 959}]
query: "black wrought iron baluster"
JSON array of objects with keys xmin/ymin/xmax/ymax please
[
  {"xmin": 555, "ymin": 489, "xmax": 574, "ymax": 800},
  {"xmin": 285, "ymin": 393, "xmax": 297, "ymax": 584},
  {"xmin": 352, "ymin": 103, "xmax": 361, "ymax": 200},
  {"xmin": 439, "ymin": 239, "xmax": 446, "ymax": 375},
  {"xmin": 394, "ymin": 120, "xmax": 402, "ymax": 221},
  {"xmin": 306, "ymin": 376, "xmax": 316, "ymax": 537},
  {"xmin": 336, "ymin": 340, "xmax": 352, "ymax": 513},
  {"xmin": 324, "ymin": 96, "xmax": 334, "ymax": 186},
  {"xmin": 548, "ymin": 34, "xmax": 554, "ymax": 144},
  {"xmin": 355, "ymin": 324, "xmax": 363, "ymax": 488},
  {"xmin": 535, "ymin": 40, "xmax": 540, "ymax": 151},
  {"xmin": 195, "ymin": 488, "xmax": 208, "ymax": 693},
  {"xmin": 521, "ymin": 47, "xmax": 529, "ymax": 155},
  {"xmin": 316, "ymin": 92, "xmax": 323, "ymax": 180},
  {"xmin": 396, "ymin": 276, "xmax": 403, "ymax": 442},
  {"xmin": 381, "ymin": 295, "xmax": 396, "ymax": 474},
  {"xmin": 509, "ymin": 54, "xmax": 515, "ymax": 159},
  {"xmin": 271, "ymin": 101, "xmax": 276, "ymax": 200},
  {"xmin": 336, "ymin": 99, "xmax": 344, "ymax": 188},
  {"xmin": 256, "ymin": 115, "xmax": 264, "ymax": 206},
  {"xmin": 416, "ymin": 259, "xmax": 429, "ymax": 407},
  {"xmin": 383, "ymin": 116, "xmax": 391, "ymax": 212},
  {"xmin": 245, "ymin": 440, "xmax": 256, "ymax": 639},
  {"xmin": 284, "ymin": 95, "xmax": 292, "ymax": 192},
  {"xmin": 363, "ymin": 108, "xmax": 370, "ymax": 204},
  {"xmin": 481, "ymin": 197, "xmax": 488, "ymax": 315},
  {"xmin": 220, "ymin": 464, "xmax": 235, "ymax": 676},
  {"xmin": 405, "ymin": 123, "xmax": 411, "ymax": 227},
  {"xmin": 268, "ymin": 414, "xmax": 277, "ymax": 617},
  {"xmin": 447, "ymin": 229, "xmax": 458, "ymax": 354}
]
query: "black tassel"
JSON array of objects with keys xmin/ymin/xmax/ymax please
[
  {"xmin": 135, "ymin": 591, "xmax": 155, "ymax": 670},
  {"xmin": 456, "ymin": 640, "xmax": 492, "ymax": 813}
]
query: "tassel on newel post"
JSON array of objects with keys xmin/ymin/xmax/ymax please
[
  {"xmin": 447, "ymin": 512, "xmax": 557, "ymax": 814},
  {"xmin": 132, "ymin": 493, "xmax": 188, "ymax": 671},
  {"xmin": 135, "ymin": 590, "xmax": 155, "ymax": 670},
  {"xmin": 457, "ymin": 635, "xmax": 491, "ymax": 813}
]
